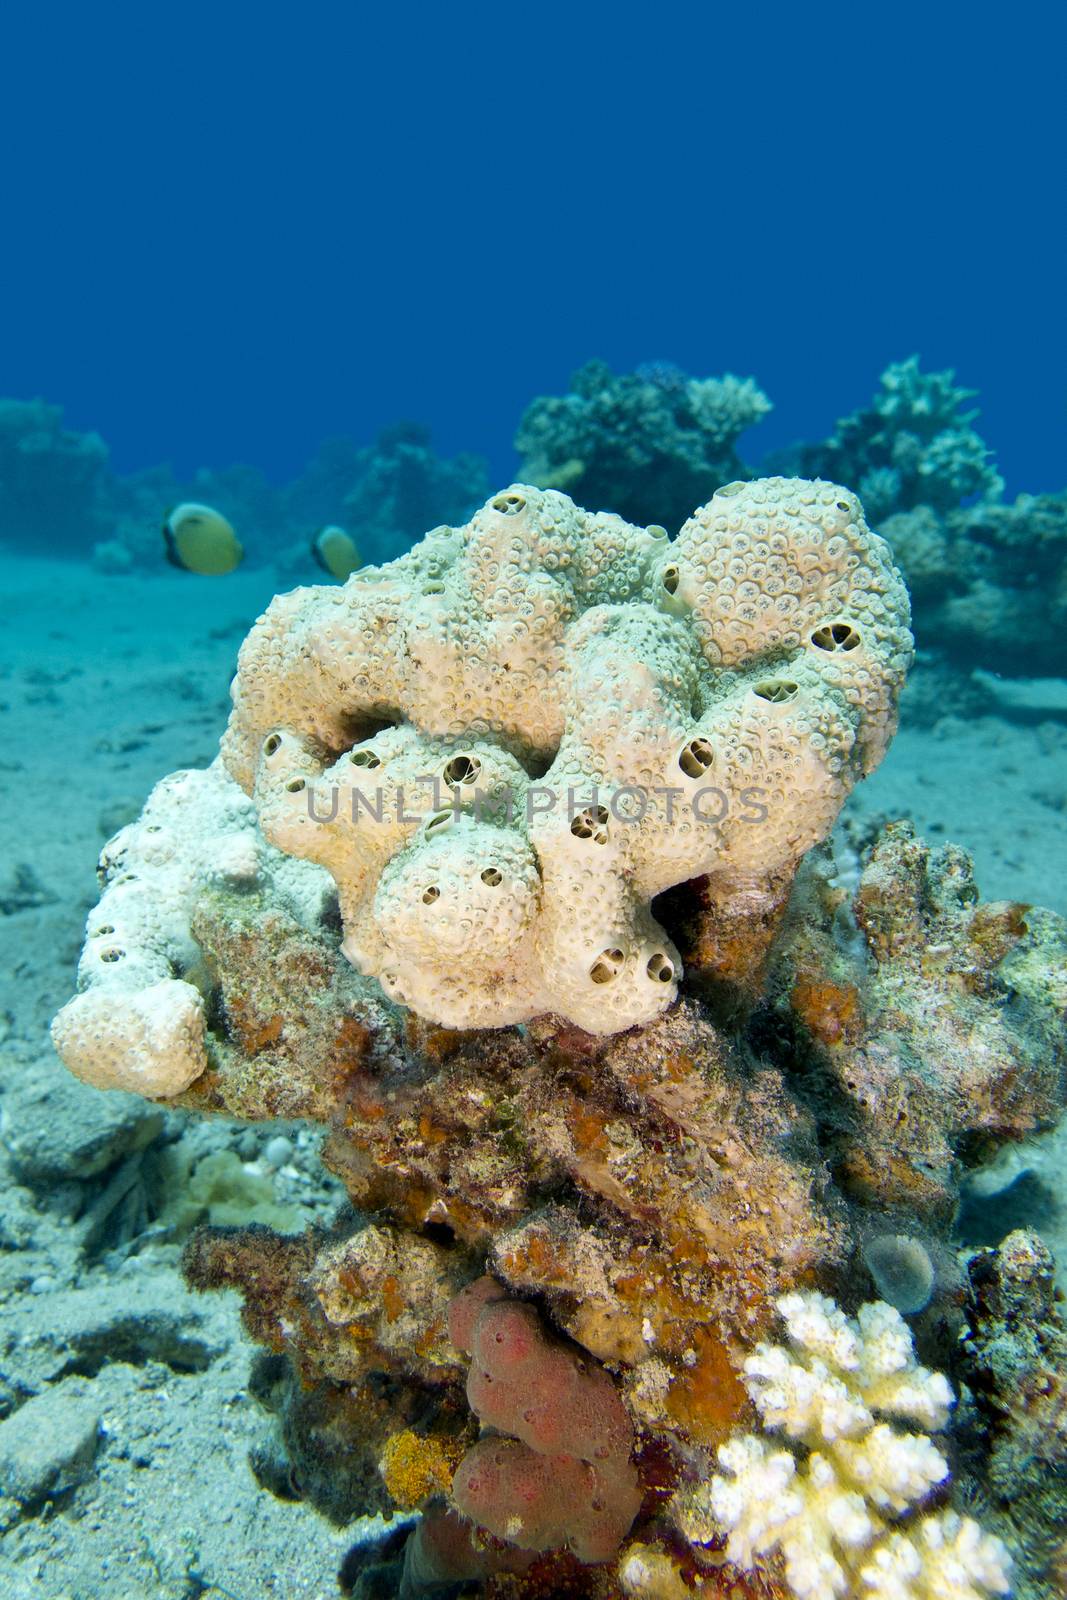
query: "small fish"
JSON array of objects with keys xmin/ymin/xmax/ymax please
[
  {"xmin": 163, "ymin": 503, "xmax": 243, "ymax": 575},
  {"xmin": 311, "ymin": 524, "xmax": 361, "ymax": 581}
]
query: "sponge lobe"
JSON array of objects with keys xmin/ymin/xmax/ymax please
[{"xmin": 445, "ymin": 1277, "xmax": 641, "ymax": 1563}]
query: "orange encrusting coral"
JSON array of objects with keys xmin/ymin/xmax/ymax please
[
  {"xmin": 379, "ymin": 1429, "xmax": 465, "ymax": 1510},
  {"xmin": 663, "ymin": 1328, "xmax": 751, "ymax": 1448},
  {"xmin": 788, "ymin": 973, "xmax": 864, "ymax": 1048}
]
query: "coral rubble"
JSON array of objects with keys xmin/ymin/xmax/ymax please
[{"xmin": 50, "ymin": 481, "xmax": 1067, "ymax": 1597}]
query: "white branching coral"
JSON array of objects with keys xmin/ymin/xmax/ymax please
[
  {"xmin": 671, "ymin": 1293, "xmax": 1012, "ymax": 1600},
  {"xmin": 744, "ymin": 1294, "xmax": 954, "ymax": 1451},
  {"xmin": 859, "ymin": 1510, "xmax": 1015, "ymax": 1599}
]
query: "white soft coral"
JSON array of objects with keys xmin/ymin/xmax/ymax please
[{"xmin": 672, "ymin": 1294, "xmax": 1012, "ymax": 1600}]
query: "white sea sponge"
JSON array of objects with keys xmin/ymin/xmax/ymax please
[
  {"xmin": 51, "ymin": 761, "xmax": 332, "ymax": 1097},
  {"xmin": 51, "ymin": 979, "xmax": 206, "ymax": 1099},
  {"xmin": 673, "ymin": 1294, "xmax": 1012, "ymax": 1600},
  {"xmin": 220, "ymin": 479, "xmax": 911, "ymax": 1033}
]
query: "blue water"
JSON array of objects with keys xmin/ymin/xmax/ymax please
[{"xmin": 0, "ymin": 3, "xmax": 1064, "ymax": 498}]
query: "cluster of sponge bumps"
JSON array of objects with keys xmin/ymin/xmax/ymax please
[
  {"xmin": 218, "ymin": 478, "xmax": 911, "ymax": 1035},
  {"xmin": 445, "ymin": 1276, "xmax": 641, "ymax": 1561},
  {"xmin": 50, "ymin": 765, "xmax": 263, "ymax": 1097},
  {"xmin": 51, "ymin": 478, "xmax": 911, "ymax": 1078}
]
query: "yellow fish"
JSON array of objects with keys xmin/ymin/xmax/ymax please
[
  {"xmin": 311, "ymin": 525, "xmax": 361, "ymax": 581},
  {"xmin": 163, "ymin": 503, "xmax": 243, "ymax": 576}
]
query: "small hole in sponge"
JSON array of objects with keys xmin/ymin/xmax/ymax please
[
  {"xmin": 93, "ymin": 925, "xmax": 115, "ymax": 936},
  {"xmin": 491, "ymin": 492, "xmax": 526, "ymax": 515},
  {"xmin": 425, "ymin": 810, "xmax": 454, "ymax": 834},
  {"xmin": 350, "ymin": 749, "xmax": 381, "ymax": 769},
  {"xmin": 285, "ymin": 777, "xmax": 307, "ymax": 793},
  {"xmin": 753, "ymin": 679, "xmax": 799, "ymax": 704},
  {"xmin": 647, "ymin": 953, "xmax": 674, "ymax": 983},
  {"xmin": 678, "ymin": 737, "xmax": 714, "ymax": 778},
  {"xmin": 590, "ymin": 947, "xmax": 625, "ymax": 984},
  {"xmin": 100, "ymin": 948, "xmax": 125, "ymax": 963},
  {"xmin": 263, "ymin": 733, "xmax": 282, "ymax": 756},
  {"xmin": 422, "ymin": 886, "xmax": 440, "ymax": 903},
  {"xmin": 571, "ymin": 805, "xmax": 609, "ymax": 843},
  {"xmin": 481, "ymin": 867, "xmax": 502, "ymax": 886},
  {"xmin": 811, "ymin": 620, "xmax": 861, "ymax": 652},
  {"xmin": 662, "ymin": 564, "xmax": 680, "ymax": 595},
  {"xmin": 715, "ymin": 481, "xmax": 746, "ymax": 498},
  {"xmin": 835, "ymin": 499, "xmax": 850, "ymax": 512},
  {"xmin": 443, "ymin": 753, "xmax": 481, "ymax": 786}
]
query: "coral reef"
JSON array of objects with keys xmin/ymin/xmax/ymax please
[
  {"xmin": 673, "ymin": 1291, "xmax": 1011, "ymax": 1600},
  {"xmin": 769, "ymin": 359, "xmax": 1067, "ymax": 673},
  {"xmin": 513, "ymin": 357, "xmax": 1067, "ymax": 675},
  {"xmin": 516, "ymin": 359, "xmax": 771, "ymax": 531},
  {"xmin": 0, "ymin": 398, "xmax": 113, "ymax": 551},
  {"xmin": 112, "ymin": 426, "xmax": 488, "ymax": 575},
  {"xmin": 879, "ymin": 491, "xmax": 1067, "ymax": 674},
  {"xmin": 0, "ymin": 392, "xmax": 485, "ymax": 574},
  {"xmin": 959, "ymin": 1230, "xmax": 1067, "ymax": 1592},
  {"xmin": 49, "ymin": 483, "xmax": 1067, "ymax": 1597},
  {"xmin": 341, "ymin": 421, "xmax": 490, "ymax": 567},
  {"xmin": 510, "ymin": 357, "xmax": 1067, "ymax": 676},
  {"xmin": 781, "ymin": 358, "xmax": 1002, "ymax": 523},
  {"xmin": 762, "ymin": 821, "xmax": 1067, "ymax": 1224}
]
